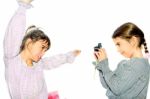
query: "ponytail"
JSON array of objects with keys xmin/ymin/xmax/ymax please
[
  {"xmin": 143, "ymin": 38, "xmax": 150, "ymax": 58},
  {"xmin": 143, "ymin": 38, "xmax": 149, "ymax": 53}
]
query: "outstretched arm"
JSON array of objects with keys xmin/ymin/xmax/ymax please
[
  {"xmin": 3, "ymin": 0, "xmax": 32, "ymax": 59},
  {"xmin": 40, "ymin": 50, "xmax": 81, "ymax": 70}
]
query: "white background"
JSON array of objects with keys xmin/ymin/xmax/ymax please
[{"xmin": 0, "ymin": 0, "xmax": 150, "ymax": 99}]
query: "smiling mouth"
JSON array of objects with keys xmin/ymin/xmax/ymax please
[
  {"xmin": 37, "ymin": 57, "xmax": 41, "ymax": 60},
  {"xmin": 120, "ymin": 52, "xmax": 126, "ymax": 56},
  {"xmin": 39, "ymin": 55, "xmax": 43, "ymax": 59},
  {"xmin": 120, "ymin": 51, "xmax": 124, "ymax": 55}
]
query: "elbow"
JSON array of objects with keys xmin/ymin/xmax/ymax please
[{"xmin": 109, "ymin": 85, "xmax": 125, "ymax": 96}]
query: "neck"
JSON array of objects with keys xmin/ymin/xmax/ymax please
[
  {"xmin": 132, "ymin": 48, "xmax": 143, "ymax": 58},
  {"xmin": 20, "ymin": 50, "xmax": 33, "ymax": 67}
]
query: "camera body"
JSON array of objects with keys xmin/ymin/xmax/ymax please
[{"xmin": 94, "ymin": 43, "xmax": 102, "ymax": 51}]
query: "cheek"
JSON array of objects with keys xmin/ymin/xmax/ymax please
[
  {"xmin": 117, "ymin": 46, "xmax": 122, "ymax": 52},
  {"xmin": 31, "ymin": 50, "xmax": 43, "ymax": 61},
  {"xmin": 30, "ymin": 47, "xmax": 42, "ymax": 57},
  {"xmin": 32, "ymin": 50, "xmax": 40, "ymax": 55},
  {"xmin": 124, "ymin": 47, "xmax": 133, "ymax": 57}
]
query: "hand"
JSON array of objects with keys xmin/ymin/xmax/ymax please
[
  {"xmin": 73, "ymin": 50, "xmax": 81, "ymax": 57},
  {"xmin": 18, "ymin": 0, "xmax": 33, "ymax": 4},
  {"xmin": 94, "ymin": 48, "xmax": 107, "ymax": 61}
]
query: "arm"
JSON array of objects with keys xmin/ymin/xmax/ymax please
[
  {"xmin": 40, "ymin": 50, "xmax": 80, "ymax": 70},
  {"xmin": 92, "ymin": 61, "xmax": 108, "ymax": 89},
  {"xmin": 3, "ymin": 1, "xmax": 31, "ymax": 59},
  {"xmin": 96, "ymin": 59, "xmax": 147, "ymax": 95},
  {"xmin": 98, "ymin": 70, "xmax": 109, "ymax": 89}
]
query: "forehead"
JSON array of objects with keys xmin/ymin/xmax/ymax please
[
  {"xmin": 36, "ymin": 40, "xmax": 48, "ymax": 46},
  {"xmin": 113, "ymin": 37, "xmax": 127, "ymax": 43}
]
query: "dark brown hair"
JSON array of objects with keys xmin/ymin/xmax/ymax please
[
  {"xmin": 112, "ymin": 22, "xmax": 149, "ymax": 53},
  {"xmin": 20, "ymin": 25, "xmax": 51, "ymax": 52}
]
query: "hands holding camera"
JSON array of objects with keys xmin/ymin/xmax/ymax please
[{"xmin": 94, "ymin": 43, "xmax": 107, "ymax": 61}]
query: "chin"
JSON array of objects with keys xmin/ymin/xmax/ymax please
[
  {"xmin": 121, "ymin": 54, "xmax": 129, "ymax": 58},
  {"xmin": 122, "ymin": 54, "xmax": 132, "ymax": 58},
  {"xmin": 33, "ymin": 59, "xmax": 40, "ymax": 63}
]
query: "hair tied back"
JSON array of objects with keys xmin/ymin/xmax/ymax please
[{"xmin": 26, "ymin": 25, "xmax": 41, "ymax": 34}]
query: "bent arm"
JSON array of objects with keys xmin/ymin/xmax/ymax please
[
  {"xmin": 3, "ymin": 2, "xmax": 31, "ymax": 59},
  {"xmin": 98, "ymin": 70, "xmax": 109, "ymax": 89},
  {"xmin": 92, "ymin": 61, "xmax": 108, "ymax": 89},
  {"xmin": 95, "ymin": 59, "xmax": 147, "ymax": 96}
]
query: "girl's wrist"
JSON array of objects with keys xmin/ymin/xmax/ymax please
[
  {"xmin": 18, "ymin": 0, "xmax": 33, "ymax": 5},
  {"xmin": 18, "ymin": 1, "xmax": 32, "ymax": 9}
]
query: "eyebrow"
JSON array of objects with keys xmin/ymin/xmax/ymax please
[
  {"xmin": 40, "ymin": 40, "xmax": 49, "ymax": 49},
  {"xmin": 42, "ymin": 44, "xmax": 48, "ymax": 48}
]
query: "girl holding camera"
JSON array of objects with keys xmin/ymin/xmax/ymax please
[{"xmin": 93, "ymin": 22, "xmax": 150, "ymax": 99}]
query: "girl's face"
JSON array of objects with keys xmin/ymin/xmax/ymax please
[
  {"xmin": 28, "ymin": 40, "xmax": 49, "ymax": 62},
  {"xmin": 113, "ymin": 37, "xmax": 135, "ymax": 58}
]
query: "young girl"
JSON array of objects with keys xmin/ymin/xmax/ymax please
[
  {"xmin": 3, "ymin": 0, "xmax": 81, "ymax": 99},
  {"xmin": 93, "ymin": 22, "xmax": 150, "ymax": 99}
]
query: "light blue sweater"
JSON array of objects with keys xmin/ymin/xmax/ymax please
[{"xmin": 93, "ymin": 58, "xmax": 150, "ymax": 99}]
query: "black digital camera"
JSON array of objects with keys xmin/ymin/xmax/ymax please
[{"xmin": 94, "ymin": 43, "xmax": 102, "ymax": 51}]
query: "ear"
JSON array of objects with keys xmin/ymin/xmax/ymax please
[
  {"xmin": 130, "ymin": 36, "xmax": 138, "ymax": 47},
  {"xmin": 25, "ymin": 38, "xmax": 33, "ymax": 48}
]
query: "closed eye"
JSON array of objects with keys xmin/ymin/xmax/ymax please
[
  {"xmin": 116, "ymin": 43, "xmax": 120, "ymax": 46},
  {"xmin": 41, "ymin": 45, "xmax": 48, "ymax": 51},
  {"xmin": 42, "ymin": 46, "xmax": 45, "ymax": 49}
]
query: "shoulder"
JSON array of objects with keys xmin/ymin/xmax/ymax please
[{"xmin": 118, "ymin": 58, "xmax": 149, "ymax": 72}]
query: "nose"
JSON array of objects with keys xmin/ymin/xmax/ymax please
[{"xmin": 39, "ymin": 51, "xmax": 45, "ymax": 58}]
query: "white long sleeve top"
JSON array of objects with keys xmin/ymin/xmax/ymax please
[{"xmin": 3, "ymin": 2, "xmax": 76, "ymax": 99}]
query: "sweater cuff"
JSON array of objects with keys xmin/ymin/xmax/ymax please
[
  {"xmin": 18, "ymin": 1, "xmax": 33, "ymax": 9},
  {"xmin": 101, "ymin": 59, "xmax": 110, "ymax": 74},
  {"xmin": 93, "ymin": 59, "xmax": 110, "ymax": 74}
]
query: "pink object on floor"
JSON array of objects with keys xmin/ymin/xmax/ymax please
[{"xmin": 48, "ymin": 91, "xmax": 60, "ymax": 99}]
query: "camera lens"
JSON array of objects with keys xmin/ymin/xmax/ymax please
[{"xmin": 94, "ymin": 46, "xmax": 99, "ymax": 51}]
